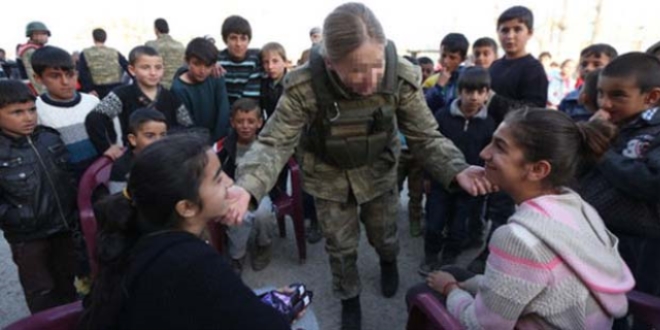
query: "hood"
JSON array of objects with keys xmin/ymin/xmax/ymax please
[
  {"xmin": 510, "ymin": 188, "xmax": 635, "ymax": 317},
  {"xmin": 449, "ymin": 98, "xmax": 488, "ymax": 120}
]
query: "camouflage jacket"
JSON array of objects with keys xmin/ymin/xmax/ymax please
[
  {"xmin": 145, "ymin": 34, "xmax": 185, "ymax": 89},
  {"xmin": 18, "ymin": 43, "xmax": 45, "ymax": 94},
  {"xmin": 236, "ymin": 56, "xmax": 468, "ymax": 204}
]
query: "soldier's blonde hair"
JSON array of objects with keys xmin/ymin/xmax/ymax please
[{"xmin": 320, "ymin": 2, "xmax": 386, "ymax": 63}]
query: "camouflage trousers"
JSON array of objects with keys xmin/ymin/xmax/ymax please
[
  {"xmin": 396, "ymin": 149, "xmax": 424, "ymax": 223},
  {"xmin": 315, "ymin": 187, "xmax": 400, "ymax": 300}
]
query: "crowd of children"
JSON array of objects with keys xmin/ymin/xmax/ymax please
[{"xmin": 1, "ymin": 3, "xmax": 660, "ymax": 329}]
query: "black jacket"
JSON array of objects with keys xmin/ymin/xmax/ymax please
[
  {"xmin": 0, "ymin": 126, "xmax": 77, "ymax": 243},
  {"xmin": 118, "ymin": 231, "xmax": 290, "ymax": 329},
  {"xmin": 260, "ymin": 74, "xmax": 285, "ymax": 120}
]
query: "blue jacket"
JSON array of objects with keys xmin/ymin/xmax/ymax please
[
  {"xmin": 425, "ymin": 67, "xmax": 463, "ymax": 114},
  {"xmin": 559, "ymin": 89, "xmax": 592, "ymax": 122}
]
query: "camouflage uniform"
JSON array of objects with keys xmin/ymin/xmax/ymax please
[
  {"xmin": 17, "ymin": 43, "xmax": 45, "ymax": 94},
  {"xmin": 236, "ymin": 44, "xmax": 468, "ymax": 300},
  {"xmin": 79, "ymin": 45, "xmax": 127, "ymax": 99},
  {"xmin": 145, "ymin": 34, "xmax": 185, "ymax": 89}
]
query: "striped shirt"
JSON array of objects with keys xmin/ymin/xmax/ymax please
[{"xmin": 218, "ymin": 48, "xmax": 262, "ymax": 104}]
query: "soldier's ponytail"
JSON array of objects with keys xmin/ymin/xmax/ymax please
[{"xmin": 321, "ymin": 2, "xmax": 386, "ymax": 63}]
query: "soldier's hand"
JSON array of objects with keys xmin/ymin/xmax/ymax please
[
  {"xmin": 455, "ymin": 166, "xmax": 497, "ymax": 196},
  {"xmin": 221, "ymin": 185, "xmax": 251, "ymax": 226}
]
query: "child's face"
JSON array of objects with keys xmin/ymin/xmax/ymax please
[
  {"xmin": 497, "ymin": 19, "xmax": 532, "ymax": 58},
  {"xmin": 129, "ymin": 55, "xmax": 164, "ymax": 89},
  {"xmin": 262, "ymin": 51, "xmax": 286, "ymax": 81},
  {"xmin": 439, "ymin": 47, "xmax": 463, "ymax": 73},
  {"xmin": 420, "ymin": 63, "xmax": 434, "ymax": 82},
  {"xmin": 459, "ymin": 88, "xmax": 489, "ymax": 116},
  {"xmin": 128, "ymin": 121, "xmax": 167, "ymax": 154},
  {"xmin": 480, "ymin": 122, "xmax": 533, "ymax": 201},
  {"xmin": 598, "ymin": 75, "xmax": 660, "ymax": 124},
  {"xmin": 186, "ymin": 57, "xmax": 214, "ymax": 84},
  {"xmin": 0, "ymin": 101, "xmax": 37, "ymax": 138},
  {"xmin": 30, "ymin": 32, "xmax": 49, "ymax": 46},
  {"xmin": 579, "ymin": 54, "xmax": 611, "ymax": 79},
  {"xmin": 225, "ymin": 33, "xmax": 249, "ymax": 60},
  {"xmin": 35, "ymin": 68, "xmax": 77, "ymax": 101},
  {"xmin": 231, "ymin": 109, "xmax": 263, "ymax": 143},
  {"xmin": 561, "ymin": 60, "xmax": 576, "ymax": 78},
  {"xmin": 473, "ymin": 46, "xmax": 497, "ymax": 68},
  {"xmin": 190, "ymin": 150, "xmax": 233, "ymax": 224}
]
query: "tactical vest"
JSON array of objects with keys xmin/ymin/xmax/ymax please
[
  {"xmin": 307, "ymin": 41, "xmax": 399, "ymax": 169},
  {"xmin": 83, "ymin": 46, "xmax": 122, "ymax": 85}
]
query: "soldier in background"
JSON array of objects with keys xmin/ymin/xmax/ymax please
[
  {"xmin": 145, "ymin": 18, "xmax": 185, "ymax": 89},
  {"xmin": 297, "ymin": 26, "xmax": 323, "ymax": 66},
  {"xmin": 78, "ymin": 28, "xmax": 130, "ymax": 99},
  {"xmin": 17, "ymin": 21, "xmax": 50, "ymax": 94},
  {"xmin": 228, "ymin": 3, "xmax": 494, "ymax": 329}
]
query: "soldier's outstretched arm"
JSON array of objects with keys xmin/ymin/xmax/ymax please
[
  {"xmin": 395, "ymin": 62, "xmax": 469, "ymax": 190},
  {"xmin": 235, "ymin": 83, "xmax": 309, "ymax": 204}
]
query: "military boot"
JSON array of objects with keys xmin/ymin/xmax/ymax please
[
  {"xmin": 380, "ymin": 260, "xmax": 399, "ymax": 298},
  {"xmin": 341, "ymin": 296, "xmax": 361, "ymax": 330}
]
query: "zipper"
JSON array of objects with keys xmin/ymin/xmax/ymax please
[
  {"xmin": 463, "ymin": 119, "xmax": 469, "ymax": 132},
  {"xmin": 27, "ymin": 136, "xmax": 69, "ymax": 229}
]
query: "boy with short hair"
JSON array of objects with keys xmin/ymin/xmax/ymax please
[
  {"xmin": 78, "ymin": 28, "xmax": 131, "ymax": 99},
  {"xmin": 487, "ymin": 6, "xmax": 548, "ymax": 124},
  {"xmin": 31, "ymin": 46, "xmax": 101, "ymax": 180},
  {"xmin": 420, "ymin": 67, "xmax": 496, "ymax": 275},
  {"xmin": 219, "ymin": 15, "xmax": 262, "ymax": 105},
  {"xmin": 0, "ymin": 80, "xmax": 78, "ymax": 313},
  {"xmin": 559, "ymin": 44, "xmax": 618, "ymax": 121},
  {"xmin": 218, "ymin": 98, "xmax": 275, "ymax": 273},
  {"xmin": 108, "ymin": 108, "xmax": 167, "ymax": 194},
  {"xmin": 472, "ymin": 37, "xmax": 498, "ymax": 69},
  {"xmin": 260, "ymin": 42, "xmax": 288, "ymax": 119},
  {"xmin": 171, "ymin": 37, "xmax": 231, "ymax": 142},
  {"xmin": 85, "ymin": 45, "xmax": 193, "ymax": 157},
  {"xmin": 425, "ymin": 33, "xmax": 469, "ymax": 112},
  {"xmin": 416, "ymin": 56, "xmax": 435, "ymax": 85},
  {"xmin": 579, "ymin": 52, "xmax": 660, "ymax": 298}
]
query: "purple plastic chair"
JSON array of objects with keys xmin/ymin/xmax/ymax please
[
  {"xmin": 406, "ymin": 292, "xmax": 464, "ymax": 330},
  {"xmin": 628, "ymin": 290, "xmax": 660, "ymax": 327},
  {"xmin": 77, "ymin": 156, "xmax": 114, "ymax": 278},
  {"xmin": 5, "ymin": 301, "xmax": 83, "ymax": 330}
]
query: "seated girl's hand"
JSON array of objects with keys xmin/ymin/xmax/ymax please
[{"xmin": 427, "ymin": 271, "xmax": 459, "ymax": 296}]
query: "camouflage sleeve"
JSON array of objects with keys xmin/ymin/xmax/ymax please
[
  {"xmin": 396, "ymin": 78, "xmax": 469, "ymax": 189},
  {"xmin": 235, "ymin": 86, "xmax": 308, "ymax": 203},
  {"xmin": 22, "ymin": 48, "xmax": 44, "ymax": 94}
]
